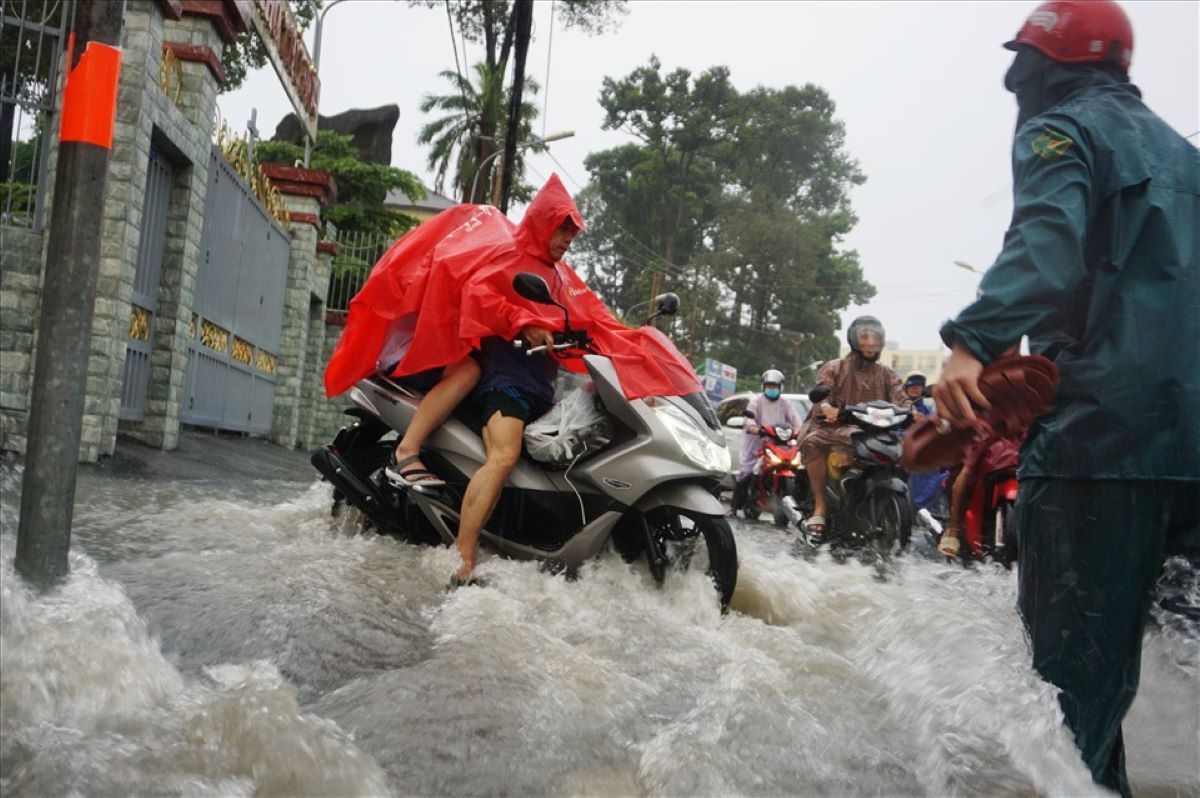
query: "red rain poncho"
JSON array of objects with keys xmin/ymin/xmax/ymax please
[{"xmin": 324, "ymin": 174, "xmax": 702, "ymax": 401}]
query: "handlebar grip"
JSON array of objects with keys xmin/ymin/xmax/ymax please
[{"xmin": 524, "ymin": 342, "xmax": 576, "ymax": 355}]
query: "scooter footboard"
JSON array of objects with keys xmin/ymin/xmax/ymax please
[{"xmin": 634, "ymin": 482, "xmax": 725, "ymax": 517}]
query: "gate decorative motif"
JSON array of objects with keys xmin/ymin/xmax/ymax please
[{"xmin": 182, "ymin": 148, "xmax": 290, "ymax": 433}]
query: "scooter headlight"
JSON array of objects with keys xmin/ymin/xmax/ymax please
[{"xmin": 650, "ymin": 402, "xmax": 730, "ymax": 472}]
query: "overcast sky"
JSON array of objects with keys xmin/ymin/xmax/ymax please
[{"xmin": 220, "ymin": 0, "xmax": 1199, "ymax": 352}]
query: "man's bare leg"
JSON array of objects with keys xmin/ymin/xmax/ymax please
[
  {"xmin": 453, "ymin": 412, "xmax": 525, "ymax": 581},
  {"xmin": 392, "ymin": 356, "xmax": 481, "ymax": 478}
]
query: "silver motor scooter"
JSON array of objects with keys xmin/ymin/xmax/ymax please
[{"xmin": 311, "ymin": 273, "xmax": 738, "ymax": 609}]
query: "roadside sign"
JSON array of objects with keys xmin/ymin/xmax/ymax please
[{"xmin": 702, "ymin": 358, "xmax": 737, "ymax": 402}]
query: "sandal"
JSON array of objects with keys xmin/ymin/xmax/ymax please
[
  {"xmin": 804, "ymin": 514, "xmax": 827, "ymax": 543},
  {"xmin": 938, "ymin": 534, "xmax": 962, "ymax": 558},
  {"xmin": 385, "ymin": 453, "xmax": 445, "ymax": 488}
]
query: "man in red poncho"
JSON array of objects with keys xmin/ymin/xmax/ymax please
[{"xmin": 324, "ymin": 174, "xmax": 704, "ymax": 585}]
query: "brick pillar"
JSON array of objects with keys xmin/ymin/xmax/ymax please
[
  {"xmin": 297, "ymin": 238, "xmax": 336, "ymax": 450},
  {"xmin": 87, "ymin": 0, "xmax": 244, "ymax": 458},
  {"xmin": 78, "ymin": 0, "xmax": 171, "ymax": 461},
  {"xmin": 261, "ymin": 165, "xmax": 337, "ymax": 449}
]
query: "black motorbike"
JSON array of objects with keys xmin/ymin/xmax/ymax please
[{"xmin": 798, "ymin": 386, "xmax": 915, "ymax": 555}]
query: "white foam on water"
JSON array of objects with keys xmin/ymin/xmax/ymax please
[
  {"xmin": 1, "ymin": 459, "xmax": 1194, "ymax": 796},
  {"xmin": 0, "ymin": 538, "xmax": 391, "ymax": 797}
]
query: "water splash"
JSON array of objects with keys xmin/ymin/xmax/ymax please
[{"xmin": 0, "ymin": 458, "xmax": 1194, "ymax": 795}]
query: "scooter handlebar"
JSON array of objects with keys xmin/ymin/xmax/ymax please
[{"xmin": 512, "ymin": 329, "xmax": 591, "ymax": 355}]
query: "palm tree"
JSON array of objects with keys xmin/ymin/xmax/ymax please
[{"xmin": 419, "ymin": 62, "xmax": 542, "ymax": 204}]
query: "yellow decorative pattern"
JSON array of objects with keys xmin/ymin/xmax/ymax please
[
  {"xmin": 213, "ymin": 121, "xmax": 291, "ymax": 230},
  {"xmin": 201, "ymin": 319, "xmax": 228, "ymax": 353},
  {"xmin": 256, "ymin": 349, "xmax": 277, "ymax": 375},
  {"xmin": 232, "ymin": 337, "xmax": 253, "ymax": 366},
  {"xmin": 128, "ymin": 305, "xmax": 151, "ymax": 342},
  {"xmin": 159, "ymin": 47, "xmax": 183, "ymax": 106}
]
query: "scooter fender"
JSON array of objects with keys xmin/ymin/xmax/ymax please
[
  {"xmin": 634, "ymin": 481, "xmax": 725, "ymax": 517},
  {"xmin": 864, "ymin": 475, "xmax": 909, "ymax": 498}
]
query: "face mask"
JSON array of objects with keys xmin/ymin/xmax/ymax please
[{"xmin": 764, "ymin": 388, "xmax": 781, "ymax": 400}]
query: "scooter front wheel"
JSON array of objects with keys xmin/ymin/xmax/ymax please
[
  {"xmin": 644, "ymin": 508, "xmax": 739, "ymax": 611},
  {"xmin": 771, "ymin": 478, "xmax": 796, "ymax": 526}
]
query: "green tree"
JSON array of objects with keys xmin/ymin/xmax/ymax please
[
  {"xmin": 220, "ymin": 0, "xmax": 322, "ymax": 94},
  {"xmin": 574, "ymin": 57, "xmax": 873, "ymax": 377},
  {"xmin": 418, "ymin": 63, "xmax": 541, "ymax": 204},
  {"xmin": 413, "ymin": 0, "xmax": 627, "ymax": 203},
  {"xmin": 255, "ymin": 130, "xmax": 425, "ymax": 237}
]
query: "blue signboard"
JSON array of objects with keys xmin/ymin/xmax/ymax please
[{"xmin": 702, "ymin": 358, "xmax": 737, "ymax": 402}]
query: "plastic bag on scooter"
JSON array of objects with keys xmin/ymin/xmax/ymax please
[{"xmin": 524, "ymin": 384, "xmax": 612, "ymax": 468}]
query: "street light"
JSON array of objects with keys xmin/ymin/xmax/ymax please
[
  {"xmin": 303, "ymin": 0, "xmax": 399, "ymax": 166},
  {"xmin": 953, "ymin": 260, "xmax": 985, "ymax": 275},
  {"xmin": 469, "ymin": 130, "xmax": 575, "ymax": 204}
]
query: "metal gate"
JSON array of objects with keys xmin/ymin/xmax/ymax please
[
  {"xmin": 182, "ymin": 148, "xmax": 290, "ymax": 433},
  {"xmin": 119, "ymin": 149, "xmax": 173, "ymax": 421}
]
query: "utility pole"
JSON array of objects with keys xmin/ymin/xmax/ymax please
[
  {"xmin": 498, "ymin": 0, "xmax": 532, "ymax": 213},
  {"xmin": 16, "ymin": 1, "xmax": 125, "ymax": 587}
]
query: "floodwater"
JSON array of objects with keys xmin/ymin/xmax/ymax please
[{"xmin": 1, "ymin": 463, "xmax": 1196, "ymax": 796}]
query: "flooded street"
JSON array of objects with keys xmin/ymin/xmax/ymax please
[{"xmin": 1, "ymin": 459, "xmax": 1196, "ymax": 797}]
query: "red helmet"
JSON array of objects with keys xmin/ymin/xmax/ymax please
[{"xmin": 1005, "ymin": 0, "xmax": 1133, "ymax": 70}]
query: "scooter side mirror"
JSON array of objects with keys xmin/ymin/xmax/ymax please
[
  {"xmin": 512, "ymin": 273, "xmax": 555, "ymax": 305},
  {"xmin": 726, "ymin": 416, "xmax": 746, "ymax": 429},
  {"xmin": 513, "ymin": 272, "xmax": 572, "ymax": 331},
  {"xmin": 654, "ymin": 292, "xmax": 680, "ymax": 316},
  {"xmin": 644, "ymin": 292, "xmax": 681, "ymax": 324}
]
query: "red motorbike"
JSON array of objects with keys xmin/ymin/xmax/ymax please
[
  {"xmin": 961, "ymin": 467, "xmax": 1020, "ymax": 567},
  {"xmin": 741, "ymin": 421, "xmax": 802, "ymax": 526}
]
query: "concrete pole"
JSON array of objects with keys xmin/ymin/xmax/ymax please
[{"xmin": 16, "ymin": 1, "xmax": 125, "ymax": 587}]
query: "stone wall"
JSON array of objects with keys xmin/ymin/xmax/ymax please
[
  {"xmin": 310, "ymin": 319, "xmax": 352, "ymax": 445},
  {"xmin": 86, "ymin": 1, "xmax": 228, "ymax": 458},
  {"xmin": 0, "ymin": 227, "xmax": 44, "ymax": 454},
  {"xmin": 0, "ymin": 0, "xmax": 345, "ymax": 462},
  {"xmin": 0, "ymin": 0, "xmax": 245, "ymax": 462}
]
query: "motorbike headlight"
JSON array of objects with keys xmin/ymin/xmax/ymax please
[
  {"xmin": 650, "ymin": 402, "xmax": 730, "ymax": 472},
  {"xmin": 766, "ymin": 451, "xmax": 783, "ymax": 465}
]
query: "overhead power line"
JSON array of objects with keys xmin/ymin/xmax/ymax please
[
  {"xmin": 541, "ymin": 0, "xmax": 555, "ymax": 138},
  {"xmin": 444, "ymin": 0, "xmax": 471, "ymax": 119}
]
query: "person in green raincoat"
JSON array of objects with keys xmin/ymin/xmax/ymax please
[{"xmin": 933, "ymin": 1, "xmax": 1199, "ymax": 795}]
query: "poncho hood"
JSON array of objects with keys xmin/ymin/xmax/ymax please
[{"xmin": 514, "ymin": 173, "xmax": 587, "ymax": 263}]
